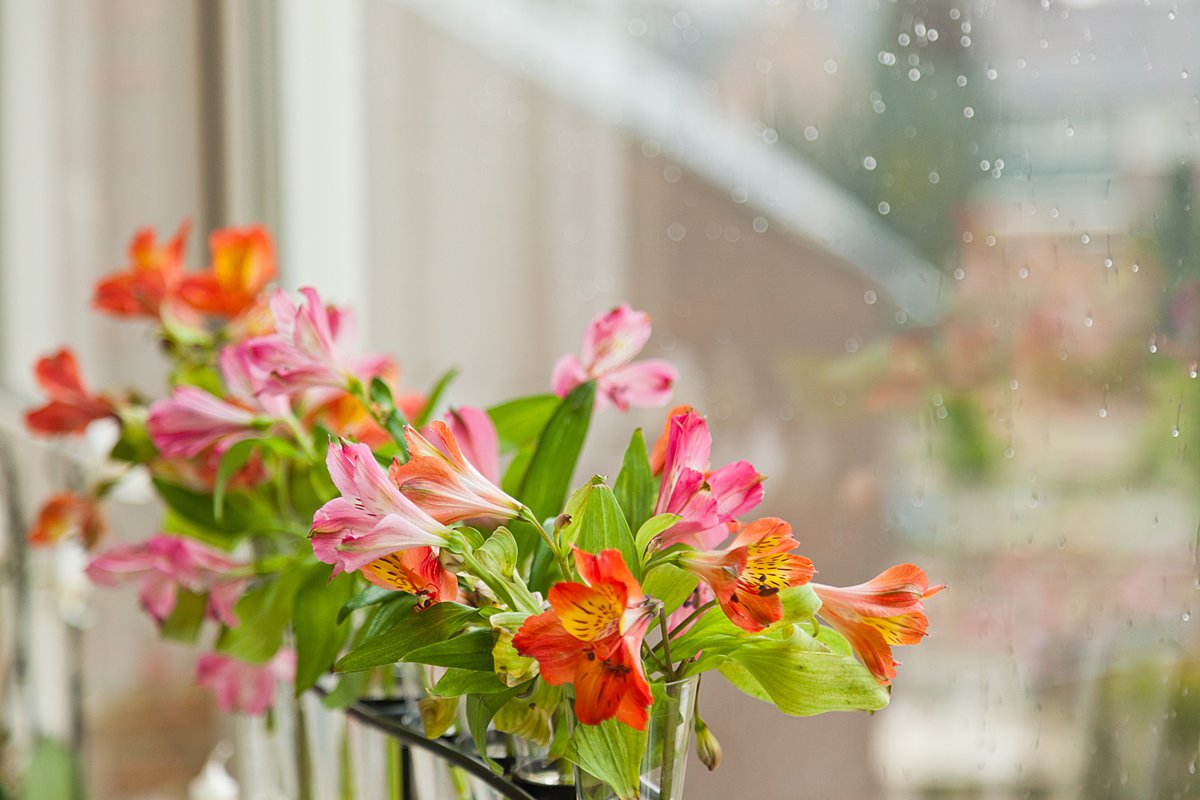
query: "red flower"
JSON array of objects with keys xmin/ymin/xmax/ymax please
[
  {"xmin": 513, "ymin": 549, "xmax": 658, "ymax": 729},
  {"xmin": 93, "ymin": 222, "xmax": 190, "ymax": 319},
  {"xmin": 28, "ymin": 491, "xmax": 106, "ymax": 548},
  {"xmin": 24, "ymin": 350, "xmax": 114, "ymax": 436},
  {"xmin": 360, "ymin": 546, "xmax": 458, "ymax": 608},
  {"xmin": 178, "ymin": 226, "xmax": 277, "ymax": 318},
  {"xmin": 813, "ymin": 565, "xmax": 945, "ymax": 685},
  {"xmin": 681, "ymin": 517, "xmax": 814, "ymax": 632}
]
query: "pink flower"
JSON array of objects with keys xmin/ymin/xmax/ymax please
[
  {"xmin": 148, "ymin": 386, "xmax": 260, "ymax": 459},
  {"xmin": 654, "ymin": 410, "xmax": 765, "ymax": 549},
  {"xmin": 311, "ymin": 439, "xmax": 452, "ymax": 575},
  {"xmin": 218, "ymin": 343, "xmax": 292, "ymax": 418},
  {"xmin": 390, "ymin": 421, "xmax": 523, "ymax": 525},
  {"xmin": 196, "ymin": 650, "xmax": 295, "ymax": 716},
  {"xmin": 552, "ymin": 304, "xmax": 677, "ymax": 411},
  {"xmin": 85, "ymin": 534, "xmax": 248, "ymax": 627},
  {"xmin": 441, "ymin": 407, "xmax": 500, "ymax": 485},
  {"xmin": 240, "ymin": 288, "xmax": 391, "ymax": 396}
]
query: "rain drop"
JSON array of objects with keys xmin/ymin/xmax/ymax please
[
  {"xmin": 1081, "ymin": 233, "xmax": 1091, "ymax": 244},
  {"xmin": 864, "ymin": 290, "xmax": 878, "ymax": 305},
  {"xmin": 752, "ymin": 216, "xmax": 768, "ymax": 233},
  {"xmin": 804, "ymin": 125, "xmax": 819, "ymax": 141},
  {"xmin": 1104, "ymin": 257, "xmax": 1113, "ymax": 269},
  {"xmin": 667, "ymin": 223, "xmax": 686, "ymax": 241},
  {"xmin": 863, "ymin": 155, "xmax": 878, "ymax": 170},
  {"xmin": 964, "ymin": 106, "xmax": 975, "ymax": 118},
  {"xmin": 929, "ymin": 171, "xmax": 941, "ymax": 184},
  {"xmin": 1098, "ymin": 405, "xmax": 1107, "ymax": 418},
  {"xmin": 954, "ymin": 267, "xmax": 966, "ymax": 280},
  {"xmin": 957, "ymin": 74, "xmax": 968, "ymax": 87},
  {"xmin": 1132, "ymin": 262, "xmax": 1141, "ymax": 272},
  {"xmin": 878, "ymin": 201, "xmax": 891, "ymax": 215},
  {"xmin": 986, "ymin": 67, "xmax": 998, "ymax": 80},
  {"xmin": 909, "ymin": 67, "xmax": 922, "ymax": 81},
  {"xmin": 1172, "ymin": 426, "xmax": 1181, "ymax": 438}
]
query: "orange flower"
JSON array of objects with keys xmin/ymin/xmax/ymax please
[
  {"xmin": 513, "ymin": 549, "xmax": 658, "ymax": 729},
  {"xmin": 361, "ymin": 546, "xmax": 458, "ymax": 608},
  {"xmin": 93, "ymin": 222, "xmax": 190, "ymax": 319},
  {"xmin": 681, "ymin": 517, "xmax": 814, "ymax": 632},
  {"xmin": 25, "ymin": 349, "xmax": 115, "ymax": 436},
  {"xmin": 178, "ymin": 226, "xmax": 277, "ymax": 318},
  {"xmin": 812, "ymin": 565, "xmax": 945, "ymax": 685},
  {"xmin": 28, "ymin": 491, "xmax": 106, "ymax": 548}
]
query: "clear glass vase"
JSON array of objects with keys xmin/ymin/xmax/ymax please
[{"xmin": 573, "ymin": 676, "xmax": 698, "ymax": 800}]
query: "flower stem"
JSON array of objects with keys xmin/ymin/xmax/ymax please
[
  {"xmin": 657, "ymin": 611, "xmax": 676, "ymax": 681},
  {"xmin": 520, "ymin": 506, "xmax": 572, "ymax": 580},
  {"xmin": 668, "ymin": 600, "xmax": 716, "ymax": 639}
]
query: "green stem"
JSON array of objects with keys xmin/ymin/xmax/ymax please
[
  {"xmin": 295, "ymin": 697, "xmax": 313, "ymax": 800},
  {"xmin": 656, "ymin": 612, "xmax": 676, "ymax": 681},
  {"xmin": 642, "ymin": 642, "xmax": 670, "ymax": 677},
  {"xmin": 520, "ymin": 507, "xmax": 572, "ymax": 581},
  {"xmin": 668, "ymin": 600, "xmax": 716, "ymax": 639},
  {"xmin": 657, "ymin": 680, "xmax": 683, "ymax": 800}
]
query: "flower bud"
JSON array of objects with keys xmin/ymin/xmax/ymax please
[
  {"xmin": 418, "ymin": 696, "xmax": 458, "ymax": 739},
  {"xmin": 694, "ymin": 717, "xmax": 722, "ymax": 772}
]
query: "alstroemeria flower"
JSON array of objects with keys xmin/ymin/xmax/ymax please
[
  {"xmin": 196, "ymin": 650, "xmax": 295, "ymax": 716},
  {"xmin": 654, "ymin": 410, "xmax": 765, "ymax": 549},
  {"xmin": 28, "ymin": 491, "xmax": 107, "ymax": 548},
  {"xmin": 148, "ymin": 387, "xmax": 261, "ymax": 459},
  {"xmin": 389, "ymin": 421, "xmax": 523, "ymax": 525},
  {"xmin": 361, "ymin": 546, "xmax": 459, "ymax": 607},
  {"xmin": 93, "ymin": 222, "xmax": 190, "ymax": 319},
  {"xmin": 25, "ymin": 349, "xmax": 115, "ymax": 436},
  {"xmin": 85, "ymin": 534, "xmax": 248, "ymax": 627},
  {"xmin": 812, "ymin": 564, "xmax": 945, "ymax": 685},
  {"xmin": 178, "ymin": 226, "xmax": 277, "ymax": 318},
  {"xmin": 310, "ymin": 439, "xmax": 453, "ymax": 575},
  {"xmin": 513, "ymin": 549, "xmax": 659, "ymax": 730},
  {"xmin": 442, "ymin": 407, "xmax": 501, "ymax": 484},
  {"xmin": 552, "ymin": 304, "xmax": 677, "ymax": 411},
  {"xmin": 680, "ymin": 518, "xmax": 815, "ymax": 633},
  {"xmin": 240, "ymin": 288, "xmax": 391, "ymax": 396}
]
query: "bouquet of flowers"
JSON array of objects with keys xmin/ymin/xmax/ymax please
[{"xmin": 24, "ymin": 222, "xmax": 942, "ymax": 799}]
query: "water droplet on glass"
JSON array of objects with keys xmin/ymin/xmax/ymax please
[
  {"xmin": 898, "ymin": 33, "xmax": 911, "ymax": 46},
  {"xmin": 964, "ymin": 106, "xmax": 975, "ymax": 119},
  {"xmin": 980, "ymin": 159, "xmax": 991, "ymax": 171},
  {"xmin": 929, "ymin": 171, "xmax": 940, "ymax": 184},
  {"xmin": 1183, "ymin": 69, "xmax": 1190, "ymax": 80},
  {"xmin": 1150, "ymin": 335, "xmax": 1159, "ymax": 354},
  {"xmin": 954, "ymin": 267, "xmax": 966, "ymax": 280},
  {"xmin": 824, "ymin": 59, "xmax": 839, "ymax": 74},
  {"xmin": 1019, "ymin": 266, "xmax": 1030, "ymax": 279},
  {"xmin": 878, "ymin": 201, "xmax": 891, "ymax": 215},
  {"xmin": 863, "ymin": 156, "xmax": 878, "ymax": 170},
  {"xmin": 909, "ymin": 67, "xmax": 921, "ymax": 81},
  {"xmin": 895, "ymin": 310, "xmax": 908, "ymax": 324},
  {"xmin": 1168, "ymin": 9, "xmax": 1177, "ymax": 20},
  {"xmin": 1132, "ymin": 262, "xmax": 1141, "ymax": 272},
  {"xmin": 1010, "ymin": 378, "xmax": 1020, "ymax": 390},
  {"xmin": 667, "ymin": 223, "xmax": 686, "ymax": 241},
  {"xmin": 752, "ymin": 216, "xmax": 768, "ymax": 233},
  {"xmin": 961, "ymin": 35, "xmax": 972, "ymax": 47},
  {"xmin": 879, "ymin": 51, "xmax": 897, "ymax": 66},
  {"xmin": 845, "ymin": 337, "xmax": 860, "ymax": 353},
  {"xmin": 1081, "ymin": 233, "xmax": 1091, "ymax": 244},
  {"xmin": 1191, "ymin": 362, "xmax": 1198, "ymax": 378},
  {"xmin": 1005, "ymin": 446, "xmax": 1015, "ymax": 459},
  {"xmin": 1172, "ymin": 426, "xmax": 1181, "ymax": 438},
  {"xmin": 1050, "ymin": 206, "xmax": 1060, "ymax": 218},
  {"xmin": 1104, "ymin": 257, "xmax": 1114, "ymax": 268},
  {"xmin": 928, "ymin": 29, "xmax": 939, "ymax": 42},
  {"xmin": 731, "ymin": 187, "xmax": 748, "ymax": 203},
  {"xmin": 1084, "ymin": 314, "xmax": 1094, "ymax": 328},
  {"xmin": 1065, "ymin": 123, "xmax": 1075, "ymax": 137},
  {"xmin": 986, "ymin": 67, "xmax": 998, "ymax": 80},
  {"xmin": 1057, "ymin": 535, "xmax": 1066, "ymax": 548},
  {"xmin": 804, "ymin": 125, "xmax": 819, "ymax": 141},
  {"xmin": 1183, "ymin": 610, "xmax": 1191, "ymax": 622},
  {"xmin": 756, "ymin": 57, "xmax": 772, "ymax": 74},
  {"xmin": 763, "ymin": 128, "xmax": 779, "ymax": 144},
  {"xmin": 936, "ymin": 406, "xmax": 948, "ymax": 419},
  {"xmin": 957, "ymin": 74, "xmax": 968, "ymax": 87},
  {"xmin": 1098, "ymin": 406, "xmax": 1108, "ymax": 418},
  {"xmin": 864, "ymin": 290, "xmax": 878, "ymax": 305}
]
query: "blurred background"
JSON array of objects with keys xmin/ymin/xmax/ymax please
[{"xmin": 2, "ymin": 0, "xmax": 1199, "ymax": 798}]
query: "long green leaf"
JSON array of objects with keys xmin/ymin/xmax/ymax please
[
  {"xmin": 564, "ymin": 719, "xmax": 647, "ymax": 800},
  {"xmin": 433, "ymin": 668, "xmax": 510, "ymax": 696},
  {"xmin": 559, "ymin": 477, "xmax": 640, "ymax": 579},
  {"xmin": 413, "ymin": 368, "xmax": 460, "ymax": 428},
  {"xmin": 487, "ymin": 394, "xmax": 561, "ymax": 451},
  {"xmin": 516, "ymin": 381, "xmax": 596, "ymax": 520},
  {"xmin": 467, "ymin": 683, "xmax": 528, "ymax": 773},
  {"xmin": 404, "ymin": 628, "xmax": 496, "ymax": 671},
  {"xmin": 217, "ymin": 568, "xmax": 307, "ymax": 664},
  {"xmin": 293, "ymin": 564, "xmax": 356, "ymax": 693},
  {"xmin": 336, "ymin": 602, "xmax": 483, "ymax": 672},
  {"xmin": 613, "ymin": 429, "xmax": 655, "ymax": 534},
  {"xmin": 214, "ymin": 438, "xmax": 258, "ymax": 523}
]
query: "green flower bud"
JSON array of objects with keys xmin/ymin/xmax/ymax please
[{"xmin": 694, "ymin": 717, "xmax": 722, "ymax": 772}]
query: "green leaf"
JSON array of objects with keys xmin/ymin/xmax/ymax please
[
  {"xmin": 641, "ymin": 564, "xmax": 698, "ymax": 616},
  {"xmin": 216, "ymin": 569, "xmax": 306, "ymax": 664},
  {"xmin": 321, "ymin": 669, "xmax": 371, "ymax": 709},
  {"xmin": 413, "ymin": 368, "xmax": 460, "ymax": 428},
  {"xmin": 159, "ymin": 589, "xmax": 207, "ymax": 644},
  {"xmin": 336, "ymin": 602, "xmax": 483, "ymax": 672},
  {"xmin": 634, "ymin": 514, "xmax": 681, "ymax": 559},
  {"xmin": 716, "ymin": 631, "xmax": 890, "ymax": 716},
  {"xmin": 474, "ymin": 527, "xmax": 519, "ymax": 576},
  {"xmin": 466, "ymin": 683, "xmax": 528, "ymax": 772},
  {"xmin": 293, "ymin": 564, "xmax": 356, "ymax": 693},
  {"xmin": 338, "ymin": 584, "xmax": 395, "ymax": 624},
  {"xmin": 361, "ymin": 594, "xmax": 419, "ymax": 640},
  {"xmin": 500, "ymin": 445, "xmax": 535, "ymax": 498},
  {"xmin": 23, "ymin": 737, "xmax": 84, "ymax": 800},
  {"xmin": 214, "ymin": 438, "xmax": 258, "ymax": 524},
  {"xmin": 433, "ymin": 668, "xmax": 509, "ymax": 696},
  {"xmin": 404, "ymin": 628, "xmax": 496, "ymax": 671},
  {"xmin": 487, "ymin": 394, "xmax": 561, "ymax": 451},
  {"xmin": 557, "ymin": 477, "xmax": 640, "ymax": 579},
  {"xmin": 613, "ymin": 429, "xmax": 655, "ymax": 534},
  {"xmin": 491, "ymin": 616, "xmax": 538, "ymax": 687},
  {"xmin": 779, "ymin": 584, "xmax": 822, "ymax": 626},
  {"xmin": 516, "ymin": 381, "xmax": 596, "ymax": 521},
  {"xmin": 564, "ymin": 719, "xmax": 647, "ymax": 800},
  {"xmin": 153, "ymin": 477, "xmax": 266, "ymax": 544},
  {"xmin": 369, "ymin": 377, "xmax": 395, "ymax": 412}
]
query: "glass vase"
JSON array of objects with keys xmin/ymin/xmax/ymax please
[{"xmin": 573, "ymin": 676, "xmax": 698, "ymax": 800}]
